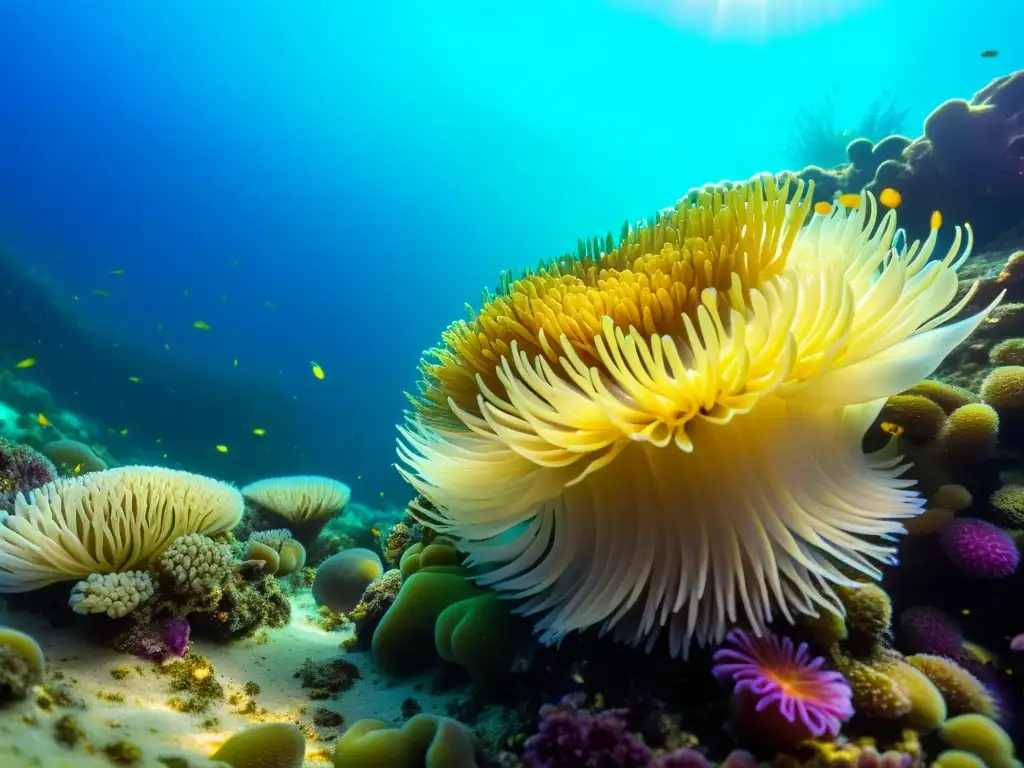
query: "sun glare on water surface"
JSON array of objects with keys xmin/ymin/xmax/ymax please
[{"xmin": 618, "ymin": 0, "xmax": 871, "ymax": 39}]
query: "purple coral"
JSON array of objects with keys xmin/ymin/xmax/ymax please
[
  {"xmin": 712, "ymin": 627, "xmax": 853, "ymax": 748},
  {"xmin": 523, "ymin": 695, "xmax": 652, "ymax": 768},
  {"xmin": 0, "ymin": 437, "xmax": 56, "ymax": 510},
  {"xmin": 940, "ymin": 517, "xmax": 1020, "ymax": 578},
  {"xmin": 117, "ymin": 618, "xmax": 190, "ymax": 662},
  {"xmin": 898, "ymin": 606, "xmax": 963, "ymax": 658}
]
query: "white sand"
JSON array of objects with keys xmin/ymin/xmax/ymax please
[{"xmin": 0, "ymin": 590, "xmax": 460, "ymax": 767}]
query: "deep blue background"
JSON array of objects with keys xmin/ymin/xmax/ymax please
[{"xmin": 0, "ymin": 0, "xmax": 1020, "ymax": 504}]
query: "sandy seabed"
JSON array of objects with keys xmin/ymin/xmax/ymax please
[{"xmin": 0, "ymin": 591, "xmax": 458, "ymax": 767}]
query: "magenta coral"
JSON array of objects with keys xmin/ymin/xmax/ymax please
[
  {"xmin": 115, "ymin": 618, "xmax": 190, "ymax": 662},
  {"xmin": 898, "ymin": 606, "xmax": 963, "ymax": 657},
  {"xmin": 940, "ymin": 517, "xmax": 1020, "ymax": 578},
  {"xmin": 712, "ymin": 627, "xmax": 853, "ymax": 748},
  {"xmin": 523, "ymin": 695, "xmax": 652, "ymax": 768}
]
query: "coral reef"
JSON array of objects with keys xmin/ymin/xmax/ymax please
[
  {"xmin": 0, "ymin": 466, "xmax": 243, "ymax": 590},
  {"xmin": 782, "ymin": 70, "xmax": 1024, "ymax": 251}
]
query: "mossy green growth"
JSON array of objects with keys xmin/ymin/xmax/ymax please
[
  {"xmin": 372, "ymin": 568, "xmax": 483, "ymax": 677},
  {"xmin": 333, "ymin": 714, "xmax": 479, "ymax": 767},
  {"xmin": 940, "ymin": 713, "xmax": 1021, "ymax": 768},
  {"xmin": 0, "ymin": 626, "xmax": 45, "ymax": 703},
  {"xmin": 212, "ymin": 722, "xmax": 306, "ymax": 768},
  {"xmin": 435, "ymin": 593, "xmax": 517, "ymax": 680}
]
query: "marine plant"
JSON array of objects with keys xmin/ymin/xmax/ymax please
[{"xmin": 397, "ymin": 175, "xmax": 1000, "ymax": 657}]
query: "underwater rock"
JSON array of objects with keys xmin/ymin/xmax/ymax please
[{"xmin": 114, "ymin": 618, "xmax": 191, "ymax": 663}]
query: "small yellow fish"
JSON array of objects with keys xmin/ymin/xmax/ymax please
[
  {"xmin": 252, "ymin": 428, "xmax": 266, "ymax": 436},
  {"xmin": 109, "ymin": 269, "xmax": 124, "ymax": 275},
  {"xmin": 37, "ymin": 413, "xmax": 51, "ymax": 427},
  {"xmin": 930, "ymin": 210, "xmax": 943, "ymax": 229},
  {"xmin": 73, "ymin": 463, "xmax": 82, "ymax": 474},
  {"xmin": 311, "ymin": 361, "xmax": 325, "ymax": 380},
  {"xmin": 878, "ymin": 187, "xmax": 902, "ymax": 209},
  {"xmin": 379, "ymin": 491, "xmax": 385, "ymax": 498},
  {"xmin": 128, "ymin": 377, "xmax": 141, "ymax": 383},
  {"xmin": 233, "ymin": 359, "xmax": 239, "ymax": 368},
  {"xmin": 962, "ymin": 640, "xmax": 999, "ymax": 668},
  {"xmin": 14, "ymin": 357, "xmax": 36, "ymax": 369},
  {"xmin": 837, "ymin": 193, "xmax": 861, "ymax": 209},
  {"xmin": 370, "ymin": 528, "xmax": 380, "ymax": 537},
  {"xmin": 119, "ymin": 428, "xmax": 128, "ymax": 435},
  {"xmin": 813, "ymin": 201, "xmax": 833, "ymax": 216},
  {"xmin": 91, "ymin": 289, "xmax": 111, "ymax": 297},
  {"xmin": 215, "ymin": 444, "xmax": 229, "ymax": 453},
  {"xmin": 193, "ymin": 321, "xmax": 211, "ymax": 331},
  {"xmin": 880, "ymin": 421, "xmax": 904, "ymax": 437}
]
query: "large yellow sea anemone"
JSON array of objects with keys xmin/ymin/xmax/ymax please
[{"xmin": 396, "ymin": 176, "xmax": 1000, "ymax": 657}]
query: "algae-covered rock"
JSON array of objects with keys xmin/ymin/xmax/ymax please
[
  {"xmin": 211, "ymin": 722, "xmax": 305, "ymax": 768},
  {"xmin": 333, "ymin": 713, "xmax": 479, "ymax": 767}
]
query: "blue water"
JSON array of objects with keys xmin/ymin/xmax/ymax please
[{"xmin": 0, "ymin": 0, "xmax": 1020, "ymax": 504}]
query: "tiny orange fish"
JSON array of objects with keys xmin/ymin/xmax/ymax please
[
  {"xmin": 837, "ymin": 193, "xmax": 861, "ymax": 209},
  {"xmin": 878, "ymin": 188, "xmax": 902, "ymax": 209},
  {"xmin": 37, "ymin": 413, "xmax": 51, "ymax": 427},
  {"xmin": 73, "ymin": 463, "xmax": 82, "ymax": 474},
  {"xmin": 370, "ymin": 528, "xmax": 380, "ymax": 537},
  {"xmin": 813, "ymin": 201, "xmax": 833, "ymax": 216},
  {"xmin": 311, "ymin": 361, "xmax": 325, "ymax": 380},
  {"xmin": 880, "ymin": 421, "xmax": 904, "ymax": 437}
]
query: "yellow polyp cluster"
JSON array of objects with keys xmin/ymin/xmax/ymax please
[{"xmin": 416, "ymin": 176, "xmax": 810, "ymax": 426}]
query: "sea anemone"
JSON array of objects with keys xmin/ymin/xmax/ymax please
[
  {"xmin": 940, "ymin": 518, "xmax": 1020, "ymax": 578},
  {"xmin": 397, "ymin": 176, "xmax": 1000, "ymax": 656},
  {"xmin": 712, "ymin": 627, "xmax": 853, "ymax": 747}
]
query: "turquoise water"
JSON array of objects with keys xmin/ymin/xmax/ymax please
[{"xmin": 0, "ymin": 0, "xmax": 1020, "ymax": 503}]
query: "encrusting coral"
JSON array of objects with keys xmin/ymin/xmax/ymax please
[
  {"xmin": 0, "ymin": 466, "xmax": 243, "ymax": 591},
  {"xmin": 0, "ymin": 436, "xmax": 56, "ymax": 511},
  {"xmin": 397, "ymin": 174, "xmax": 1001, "ymax": 657}
]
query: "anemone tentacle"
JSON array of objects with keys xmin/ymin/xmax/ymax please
[{"xmin": 397, "ymin": 175, "xmax": 1001, "ymax": 656}]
